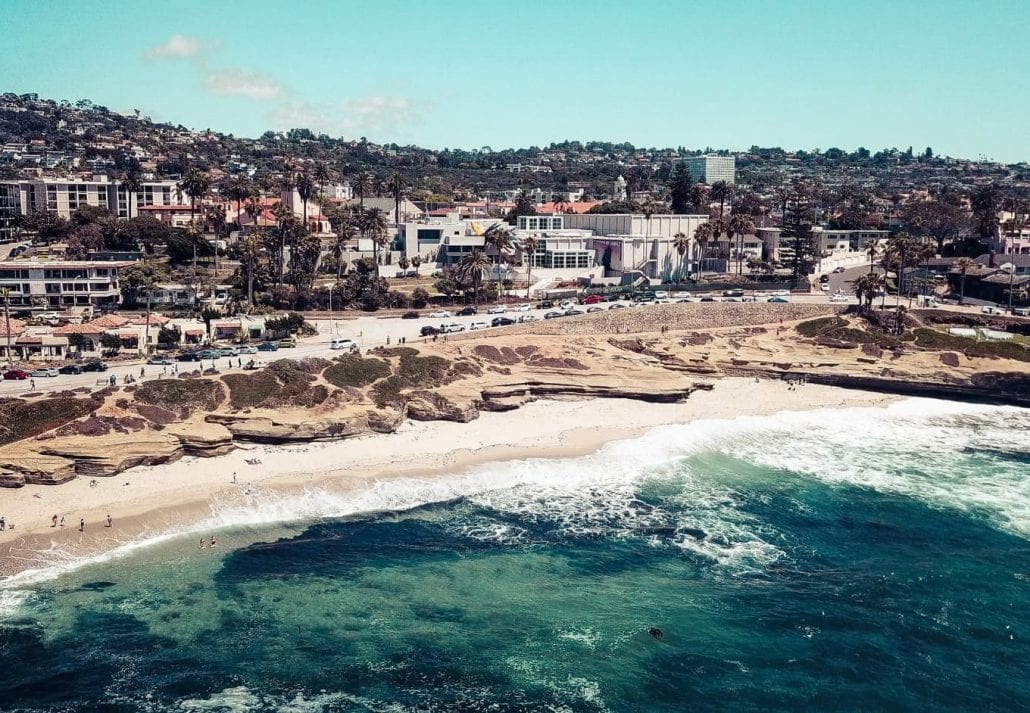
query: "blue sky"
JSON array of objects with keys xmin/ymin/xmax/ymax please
[{"xmin": 2, "ymin": 0, "xmax": 1028, "ymax": 161}]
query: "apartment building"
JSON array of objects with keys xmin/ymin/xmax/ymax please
[
  {"xmin": 12, "ymin": 176, "xmax": 187, "ymax": 220},
  {"xmin": 0, "ymin": 182, "xmax": 19, "ymax": 243},
  {"xmin": 0, "ymin": 260, "xmax": 131, "ymax": 309},
  {"xmin": 685, "ymin": 155, "xmax": 736, "ymax": 185}
]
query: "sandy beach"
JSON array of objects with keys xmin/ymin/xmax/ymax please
[{"xmin": 0, "ymin": 378, "xmax": 895, "ymax": 578}]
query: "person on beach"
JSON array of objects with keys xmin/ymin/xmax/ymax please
[
  {"xmin": 232, "ymin": 472, "xmax": 237, "ymax": 484},
  {"xmin": 79, "ymin": 518, "xmax": 85, "ymax": 532},
  {"xmin": 30, "ymin": 379, "xmax": 36, "ymax": 390},
  {"xmin": 105, "ymin": 514, "xmax": 112, "ymax": 528},
  {"xmin": 51, "ymin": 514, "xmax": 58, "ymax": 527},
  {"xmin": 199, "ymin": 538, "xmax": 206, "ymax": 549},
  {"xmin": 0, "ymin": 516, "xmax": 5, "ymax": 531},
  {"xmin": 60, "ymin": 515, "xmax": 65, "ymax": 527},
  {"xmin": 210, "ymin": 535, "xmax": 217, "ymax": 548}
]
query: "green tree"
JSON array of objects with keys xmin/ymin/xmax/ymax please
[
  {"xmin": 295, "ymin": 171, "xmax": 315, "ymax": 224},
  {"xmin": 351, "ymin": 171, "xmax": 373, "ymax": 211},
  {"xmin": 693, "ymin": 222, "xmax": 714, "ymax": 276},
  {"xmin": 386, "ymin": 172, "xmax": 408, "ymax": 226},
  {"xmin": 457, "ymin": 249, "xmax": 492, "ymax": 306},
  {"xmin": 728, "ymin": 213, "xmax": 756, "ymax": 276},
  {"xmin": 224, "ymin": 175, "xmax": 253, "ymax": 229},
  {"xmin": 668, "ymin": 163, "xmax": 693, "ymax": 214},
  {"xmin": 710, "ymin": 180, "xmax": 732, "ymax": 219},
  {"xmin": 357, "ymin": 207, "xmax": 389, "ymax": 276},
  {"xmin": 100, "ymin": 332, "xmax": 122, "ymax": 354},
  {"xmin": 953, "ymin": 256, "xmax": 977, "ymax": 304},
  {"xmin": 780, "ymin": 189, "xmax": 815, "ymax": 283},
  {"xmin": 672, "ymin": 232, "xmax": 691, "ymax": 280},
  {"xmin": 521, "ymin": 236, "xmax": 538, "ymax": 290},
  {"xmin": 970, "ymin": 184, "xmax": 1000, "ymax": 240},
  {"xmin": 121, "ymin": 168, "xmax": 143, "ymax": 219}
]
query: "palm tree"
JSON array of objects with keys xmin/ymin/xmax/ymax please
[
  {"xmin": 244, "ymin": 197, "xmax": 263, "ymax": 235},
  {"xmin": 122, "ymin": 168, "xmax": 143, "ymax": 219},
  {"xmin": 672, "ymin": 232, "xmax": 691, "ymax": 281},
  {"xmin": 693, "ymin": 222, "xmax": 714, "ymax": 277},
  {"xmin": 457, "ymin": 249, "xmax": 492, "ymax": 306},
  {"xmin": 238, "ymin": 230, "xmax": 262, "ymax": 308},
  {"xmin": 970, "ymin": 183, "xmax": 1000, "ymax": 241},
  {"xmin": 178, "ymin": 169, "xmax": 210, "ymax": 270},
  {"xmin": 357, "ymin": 207, "xmax": 389, "ymax": 275},
  {"xmin": 224, "ymin": 175, "xmax": 251, "ymax": 230},
  {"xmin": 521, "ymin": 236, "xmax": 538, "ymax": 292},
  {"xmin": 851, "ymin": 272, "xmax": 884, "ymax": 311},
  {"xmin": 1, "ymin": 287, "xmax": 12, "ymax": 367},
  {"xmin": 710, "ymin": 180, "xmax": 732, "ymax": 219},
  {"xmin": 386, "ymin": 173, "xmax": 408, "ymax": 227},
  {"xmin": 312, "ymin": 161, "xmax": 333, "ymax": 197},
  {"xmin": 709, "ymin": 219, "xmax": 729, "ymax": 265},
  {"xmin": 351, "ymin": 171, "xmax": 373, "ymax": 211},
  {"xmin": 552, "ymin": 193, "xmax": 571, "ymax": 214},
  {"xmin": 953, "ymin": 257, "xmax": 978, "ymax": 304},
  {"xmin": 865, "ymin": 240, "xmax": 882, "ymax": 274},
  {"xmin": 333, "ymin": 217, "xmax": 356, "ymax": 281},
  {"xmin": 728, "ymin": 213, "xmax": 756, "ymax": 276},
  {"xmin": 295, "ymin": 171, "xmax": 315, "ymax": 225},
  {"xmin": 411, "ymin": 255, "xmax": 422, "ymax": 275}
]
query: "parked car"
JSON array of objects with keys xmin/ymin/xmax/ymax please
[
  {"xmin": 515, "ymin": 303, "xmax": 532, "ymax": 312},
  {"xmin": 197, "ymin": 350, "xmax": 221, "ymax": 360},
  {"xmin": 420, "ymin": 325, "xmax": 441, "ymax": 337},
  {"xmin": 830, "ymin": 293, "xmax": 850, "ymax": 303},
  {"xmin": 609, "ymin": 303, "xmax": 626, "ymax": 310},
  {"xmin": 330, "ymin": 338, "xmax": 357, "ymax": 351},
  {"xmin": 518, "ymin": 314, "xmax": 538, "ymax": 323},
  {"xmin": 3, "ymin": 369, "xmax": 29, "ymax": 380},
  {"xmin": 82, "ymin": 360, "xmax": 108, "ymax": 372},
  {"xmin": 582, "ymin": 295, "xmax": 604, "ymax": 305},
  {"xmin": 30, "ymin": 367, "xmax": 59, "ymax": 378},
  {"xmin": 278, "ymin": 338, "xmax": 297, "ymax": 348},
  {"xmin": 148, "ymin": 356, "xmax": 175, "ymax": 366},
  {"xmin": 653, "ymin": 291, "xmax": 670, "ymax": 300},
  {"xmin": 820, "ymin": 283, "xmax": 830, "ymax": 291},
  {"xmin": 177, "ymin": 351, "xmax": 203, "ymax": 362},
  {"xmin": 565, "ymin": 309, "xmax": 584, "ymax": 316},
  {"xmin": 469, "ymin": 321, "xmax": 489, "ymax": 330},
  {"xmin": 487, "ymin": 305, "xmax": 506, "ymax": 314},
  {"xmin": 1013, "ymin": 307, "xmax": 1030, "ymax": 317},
  {"xmin": 833, "ymin": 266, "xmax": 846, "ymax": 273},
  {"xmin": 441, "ymin": 323, "xmax": 465, "ymax": 333},
  {"xmin": 981, "ymin": 305, "xmax": 1004, "ymax": 315},
  {"xmin": 700, "ymin": 296, "xmax": 716, "ymax": 302},
  {"xmin": 771, "ymin": 290, "xmax": 790, "ymax": 296},
  {"xmin": 401, "ymin": 311, "xmax": 420, "ymax": 319},
  {"xmin": 544, "ymin": 311, "xmax": 564, "ymax": 319},
  {"xmin": 559, "ymin": 300, "xmax": 577, "ymax": 310},
  {"xmin": 767, "ymin": 297, "xmax": 790, "ymax": 303},
  {"xmin": 238, "ymin": 345, "xmax": 258, "ymax": 354},
  {"xmin": 429, "ymin": 310, "xmax": 452, "ymax": 318},
  {"xmin": 218, "ymin": 347, "xmax": 239, "ymax": 357},
  {"xmin": 257, "ymin": 342, "xmax": 279, "ymax": 352},
  {"xmin": 819, "ymin": 274, "xmax": 830, "ymax": 283},
  {"xmin": 491, "ymin": 316, "xmax": 516, "ymax": 327},
  {"xmin": 587, "ymin": 306, "xmax": 605, "ymax": 313},
  {"xmin": 723, "ymin": 289, "xmax": 745, "ymax": 297},
  {"xmin": 457, "ymin": 306, "xmax": 477, "ymax": 316},
  {"xmin": 59, "ymin": 364, "xmax": 83, "ymax": 375},
  {"xmin": 537, "ymin": 300, "xmax": 555, "ymax": 309}
]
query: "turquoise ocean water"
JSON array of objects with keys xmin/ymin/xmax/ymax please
[{"xmin": 1, "ymin": 398, "xmax": 1028, "ymax": 712}]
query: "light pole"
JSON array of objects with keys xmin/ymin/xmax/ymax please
[
  {"xmin": 327, "ymin": 282, "xmax": 335, "ymax": 336},
  {"xmin": 1001, "ymin": 262, "xmax": 1015, "ymax": 313}
]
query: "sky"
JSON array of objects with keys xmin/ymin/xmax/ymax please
[{"xmin": 2, "ymin": 0, "xmax": 1028, "ymax": 162}]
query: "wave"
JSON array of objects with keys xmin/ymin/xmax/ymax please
[{"xmin": 2, "ymin": 397, "xmax": 1024, "ymax": 618}]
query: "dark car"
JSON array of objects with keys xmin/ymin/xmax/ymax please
[
  {"xmin": 257, "ymin": 342, "xmax": 280, "ymax": 352},
  {"xmin": 457, "ymin": 306, "xmax": 478, "ymax": 316},
  {"xmin": 177, "ymin": 351, "xmax": 203, "ymax": 362},
  {"xmin": 401, "ymin": 311, "xmax": 420, "ymax": 319},
  {"xmin": 537, "ymin": 300, "xmax": 555, "ymax": 309},
  {"xmin": 609, "ymin": 303, "xmax": 626, "ymax": 310},
  {"xmin": 544, "ymin": 311, "xmax": 564, "ymax": 319},
  {"xmin": 587, "ymin": 306, "xmax": 604, "ymax": 313},
  {"xmin": 59, "ymin": 364, "xmax": 83, "ymax": 375},
  {"xmin": 565, "ymin": 309, "xmax": 584, "ymax": 316},
  {"xmin": 700, "ymin": 296, "xmax": 716, "ymax": 302},
  {"xmin": 3, "ymin": 369, "xmax": 29, "ymax": 380},
  {"xmin": 819, "ymin": 274, "xmax": 830, "ymax": 283},
  {"xmin": 491, "ymin": 316, "xmax": 516, "ymax": 327},
  {"xmin": 420, "ymin": 325, "xmax": 441, "ymax": 336},
  {"xmin": 81, "ymin": 360, "xmax": 108, "ymax": 372}
]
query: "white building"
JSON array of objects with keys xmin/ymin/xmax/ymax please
[
  {"xmin": 0, "ymin": 260, "xmax": 131, "ymax": 310},
  {"xmin": 685, "ymin": 155, "xmax": 736, "ymax": 185},
  {"xmin": 0, "ymin": 182, "xmax": 19, "ymax": 243},
  {"xmin": 13, "ymin": 177, "xmax": 187, "ymax": 220}
]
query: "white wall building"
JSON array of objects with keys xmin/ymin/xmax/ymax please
[
  {"xmin": 0, "ymin": 260, "xmax": 130, "ymax": 309},
  {"xmin": 13, "ymin": 177, "xmax": 186, "ymax": 220}
]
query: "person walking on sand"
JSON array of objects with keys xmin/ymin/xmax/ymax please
[
  {"xmin": 232, "ymin": 472, "xmax": 237, "ymax": 484},
  {"xmin": 199, "ymin": 537, "xmax": 206, "ymax": 549},
  {"xmin": 30, "ymin": 379, "xmax": 36, "ymax": 390},
  {"xmin": 79, "ymin": 518, "xmax": 85, "ymax": 532},
  {"xmin": 0, "ymin": 516, "xmax": 5, "ymax": 531},
  {"xmin": 210, "ymin": 535, "xmax": 217, "ymax": 548},
  {"xmin": 105, "ymin": 514, "xmax": 112, "ymax": 528},
  {"xmin": 52, "ymin": 514, "xmax": 58, "ymax": 528},
  {"xmin": 60, "ymin": 515, "xmax": 65, "ymax": 527}
]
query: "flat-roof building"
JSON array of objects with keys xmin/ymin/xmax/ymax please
[{"xmin": 685, "ymin": 155, "xmax": 736, "ymax": 185}]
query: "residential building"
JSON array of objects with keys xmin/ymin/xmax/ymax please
[
  {"xmin": 686, "ymin": 155, "xmax": 736, "ymax": 185},
  {"xmin": 12, "ymin": 177, "xmax": 186, "ymax": 220},
  {"xmin": 0, "ymin": 259, "xmax": 130, "ymax": 309},
  {"xmin": 0, "ymin": 182, "xmax": 19, "ymax": 243}
]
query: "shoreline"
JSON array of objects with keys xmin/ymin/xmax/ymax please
[{"xmin": 0, "ymin": 379, "xmax": 897, "ymax": 582}]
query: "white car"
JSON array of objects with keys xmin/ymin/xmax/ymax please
[
  {"xmin": 442, "ymin": 323, "xmax": 465, "ymax": 333},
  {"xmin": 820, "ymin": 283, "xmax": 830, "ymax": 291},
  {"xmin": 515, "ymin": 303, "xmax": 531, "ymax": 312},
  {"xmin": 487, "ymin": 305, "xmax": 506, "ymax": 314},
  {"xmin": 830, "ymin": 293, "xmax": 850, "ymax": 303},
  {"xmin": 558, "ymin": 300, "xmax": 576, "ymax": 311},
  {"xmin": 772, "ymin": 290, "xmax": 790, "ymax": 297},
  {"xmin": 981, "ymin": 305, "xmax": 1004, "ymax": 315},
  {"xmin": 654, "ymin": 291, "xmax": 669, "ymax": 300},
  {"xmin": 238, "ymin": 345, "xmax": 258, "ymax": 354},
  {"xmin": 428, "ymin": 310, "xmax": 451, "ymax": 319},
  {"xmin": 469, "ymin": 321, "xmax": 488, "ymax": 330},
  {"xmin": 330, "ymin": 338, "xmax": 357, "ymax": 351},
  {"xmin": 518, "ymin": 314, "xmax": 538, "ymax": 323}
]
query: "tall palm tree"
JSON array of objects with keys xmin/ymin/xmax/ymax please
[
  {"xmin": 710, "ymin": 181, "xmax": 732, "ymax": 219},
  {"xmin": 851, "ymin": 272, "xmax": 884, "ymax": 311},
  {"xmin": 238, "ymin": 230, "xmax": 262, "ymax": 308},
  {"xmin": 865, "ymin": 240, "xmax": 882, "ymax": 274},
  {"xmin": 457, "ymin": 249, "xmax": 492, "ymax": 306},
  {"xmin": 351, "ymin": 171, "xmax": 373, "ymax": 211},
  {"xmin": 970, "ymin": 183, "xmax": 1000, "ymax": 241},
  {"xmin": 411, "ymin": 255, "xmax": 422, "ymax": 275},
  {"xmin": 312, "ymin": 161, "xmax": 333, "ymax": 197},
  {"xmin": 295, "ymin": 171, "xmax": 315, "ymax": 225},
  {"xmin": 693, "ymin": 222, "xmax": 714, "ymax": 277},
  {"xmin": 178, "ymin": 169, "xmax": 210, "ymax": 270},
  {"xmin": 225, "ymin": 175, "xmax": 252, "ymax": 229},
  {"xmin": 1, "ymin": 287, "xmax": 12, "ymax": 367},
  {"xmin": 244, "ymin": 197, "xmax": 263, "ymax": 235},
  {"xmin": 386, "ymin": 173, "xmax": 408, "ymax": 226},
  {"xmin": 728, "ymin": 213, "xmax": 756, "ymax": 276},
  {"xmin": 709, "ymin": 219, "xmax": 728, "ymax": 265},
  {"xmin": 357, "ymin": 207, "xmax": 389, "ymax": 276},
  {"xmin": 122, "ymin": 168, "xmax": 143, "ymax": 219},
  {"xmin": 552, "ymin": 193, "xmax": 571, "ymax": 215},
  {"xmin": 521, "ymin": 236, "xmax": 538, "ymax": 292},
  {"xmin": 672, "ymin": 232, "xmax": 691, "ymax": 281},
  {"xmin": 953, "ymin": 257, "xmax": 978, "ymax": 304},
  {"xmin": 333, "ymin": 217, "xmax": 356, "ymax": 281}
]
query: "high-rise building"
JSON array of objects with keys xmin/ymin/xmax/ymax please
[
  {"xmin": 0, "ymin": 182, "xmax": 20, "ymax": 243},
  {"xmin": 685, "ymin": 155, "xmax": 736, "ymax": 185}
]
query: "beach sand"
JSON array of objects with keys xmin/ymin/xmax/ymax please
[{"xmin": 0, "ymin": 378, "xmax": 894, "ymax": 578}]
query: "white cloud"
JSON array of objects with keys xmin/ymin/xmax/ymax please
[
  {"xmin": 268, "ymin": 95, "xmax": 422, "ymax": 137},
  {"xmin": 146, "ymin": 34, "xmax": 203, "ymax": 59},
  {"xmin": 205, "ymin": 71, "xmax": 285, "ymax": 101}
]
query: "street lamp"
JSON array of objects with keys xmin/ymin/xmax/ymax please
[
  {"xmin": 327, "ymin": 282, "xmax": 335, "ymax": 336},
  {"xmin": 1000, "ymin": 262, "xmax": 1015, "ymax": 314}
]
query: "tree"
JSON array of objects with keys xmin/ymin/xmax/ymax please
[
  {"xmin": 504, "ymin": 192, "xmax": 537, "ymax": 224},
  {"xmin": 411, "ymin": 255, "xmax": 422, "ymax": 275},
  {"xmin": 433, "ymin": 267, "xmax": 464, "ymax": 303},
  {"xmin": 411, "ymin": 287, "xmax": 430, "ymax": 308},
  {"xmin": 200, "ymin": 307, "xmax": 222, "ymax": 339},
  {"xmin": 122, "ymin": 168, "xmax": 143, "ymax": 219},
  {"xmin": 780, "ymin": 189, "xmax": 815, "ymax": 283},
  {"xmin": 953, "ymin": 257, "xmax": 977, "ymax": 304},
  {"xmin": 19, "ymin": 211, "xmax": 70, "ymax": 244},
  {"xmin": 332, "ymin": 216, "xmax": 356, "ymax": 281},
  {"xmin": 693, "ymin": 222, "xmax": 714, "ymax": 276},
  {"xmin": 237, "ymin": 230, "xmax": 263, "ymax": 308},
  {"xmin": 970, "ymin": 184, "xmax": 1000, "ymax": 241},
  {"xmin": 668, "ymin": 163, "xmax": 693, "ymax": 214},
  {"xmin": 0, "ymin": 287, "xmax": 11, "ymax": 367},
  {"xmin": 100, "ymin": 332, "xmax": 122, "ymax": 354},
  {"xmin": 224, "ymin": 175, "xmax": 252, "ymax": 229},
  {"xmin": 312, "ymin": 161, "xmax": 333, "ymax": 197},
  {"xmin": 710, "ymin": 180, "xmax": 732, "ymax": 219},
  {"xmin": 386, "ymin": 172, "xmax": 408, "ymax": 226},
  {"xmin": 398, "ymin": 256, "xmax": 410, "ymax": 270},
  {"xmin": 521, "ymin": 236, "xmax": 538, "ymax": 290},
  {"xmin": 672, "ymin": 232, "xmax": 691, "ymax": 280},
  {"xmin": 244, "ymin": 197, "xmax": 263, "ymax": 235},
  {"xmin": 178, "ymin": 169, "xmax": 211, "ymax": 270},
  {"xmin": 728, "ymin": 213, "xmax": 756, "ymax": 276},
  {"xmin": 295, "ymin": 171, "xmax": 315, "ymax": 224},
  {"xmin": 851, "ymin": 272, "xmax": 885, "ymax": 311},
  {"xmin": 357, "ymin": 207, "xmax": 389, "ymax": 276},
  {"xmin": 457, "ymin": 249, "xmax": 491, "ymax": 306},
  {"xmin": 587, "ymin": 200, "xmax": 641, "ymax": 214},
  {"xmin": 351, "ymin": 171, "xmax": 372, "ymax": 211}
]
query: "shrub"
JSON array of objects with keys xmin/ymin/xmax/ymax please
[
  {"xmin": 796, "ymin": 316, "xmax": 846, "ymax": 338},
  {"xmin": 222, "ymin": 371, "xmax": 282, "ymax": 410},
  {"xmin": 913, "ymin": 328, "xmax": 1030, "ymax": 362},
  {"xmin": 134, "ymin": 378, "xmax": 224, "ymax": 414},
  {"xmin": 0, "ymin": 397, "xmax": 98, "ymax": 446},
  {"xmin": 323, "ymin": 355, "xmax": 392, "ymax": 388}
]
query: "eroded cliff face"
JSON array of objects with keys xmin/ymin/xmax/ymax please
[{"xmin": 2, "ymin": 310, "xmax": 1027, "ymax": 487}]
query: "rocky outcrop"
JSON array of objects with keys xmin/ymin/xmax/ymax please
[
  {"xmin": 481, "ymin": 381, "xmax": 696, "ymax": 405},
  {"xmin": 206, "ymin": 413, "xmax": 375, "ymax": 442},
  {"xmin": 0, "ymin": 469, "xmax": 26, "ymax": 488},
  {"xmin": 405, "ymin": 392, "xmax": 479, "ymax": 422},
  {"xmin": 38, "ymin": 433, "xmax": 184, "ymax": 477},
  {"xmin": 0, "ymin": 452, "xmax": 78, "ymax": 485},
  {"xmin": 166, "ymin": 422, "xmax": 236, "ymax": 457}
]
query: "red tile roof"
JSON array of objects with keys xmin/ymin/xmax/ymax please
[
  {"xmin": 0, "ymin": 318, "xmax": 26, "ymax": 338},
  {"xmin": 535, "ymin": 201, "xmax": 601, "ymax": 214},
  {"xmin": 53, "ymin": 323, "xmax": 105, "ymax": 335},
  {"xmin": 89, "ymin": 314, "xmax": 129, "ymax": 329}
]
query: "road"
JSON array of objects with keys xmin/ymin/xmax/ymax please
[{"xmin": 0, "ymin": 290, "xmax": 862, "ymax": 397}]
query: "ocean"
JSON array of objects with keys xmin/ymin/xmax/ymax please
[{"xmin": 1, "ymin": 398, "xmax": 1028, "ymax": 712}]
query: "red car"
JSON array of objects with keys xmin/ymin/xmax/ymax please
[
  {"xmin": 3, "ymin": 369, "xmax": 30, "ymax": 380},
  {"xmin": 581, "ymin": 294, "xmax": 605, "ymax": 305}
]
